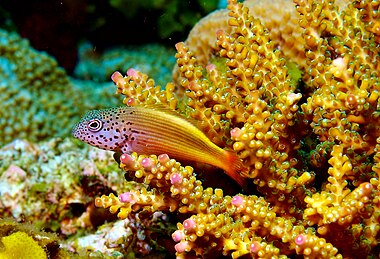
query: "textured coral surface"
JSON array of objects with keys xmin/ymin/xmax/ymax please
[
  {"xmin": 0, "ymin": 29, "xmax": 121, "ymax": 146},
  {"xmin": 1, "ymin": 0, "xmax": 379, "ymax": 258},
  {"xmin": 95, "ymin": 0, "xmax": 380, "ymax": 258}
]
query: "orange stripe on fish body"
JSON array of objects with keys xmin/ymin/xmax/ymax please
[{"xmin": 72, "ymin": 105, "xmax": 248, "ymax": 188}]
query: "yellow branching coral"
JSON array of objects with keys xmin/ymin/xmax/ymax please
[
  {"xmin": 294, "ymin": 0, "xmax": 380, "ymax": 252},
  {"xmin": 180, "ymin": 0, "xmax": 348, "ymax": 80},
  {"xmin": 95, "ymin": 152, "xmax": 340, "ymax": 258},
  {"xmin": 91, "ymin": 0, "xmax": 380, "ymax": 258}
]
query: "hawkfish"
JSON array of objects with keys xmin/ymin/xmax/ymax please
[{"xmin": 72, "ymin": 105, "xmax": 248, "ymax": 188}]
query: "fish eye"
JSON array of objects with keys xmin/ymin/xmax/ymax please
[{"xmin": 87, "ymin": 119, "xmax": 103, "ymax": 132}]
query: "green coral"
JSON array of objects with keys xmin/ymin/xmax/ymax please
[
  {"xmin": 0, "ymin": 29, "xmax": 121, "ymax": 146},
  {"xmin": 0, "ymin": 29, "xmax": 78, "ymax": 145}
]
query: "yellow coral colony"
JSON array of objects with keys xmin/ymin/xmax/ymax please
[{"xmin": 94, "ymin": 0, "xmax": 379, "ymax": 258}]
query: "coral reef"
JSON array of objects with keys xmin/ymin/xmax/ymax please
[
  {"xmin": 0, "ymin": 138, "xmax": 174, "ymax": 257},
  {"xmin": 93, "ymin": 0, "xmax": 380, "ymax": 258},
  {"xmin": 0, "ymin": 138, "xmax": 123, "ymax": 236},
  {"xmin": 66, "ymin": 211, "xmax": 173, "ymax": 258},
  {"xmin": 0, "ymin": 29, "xmax": 121, "ymax": 146},
  {"xmin": 0, "ymin": 29, "xmax": 79, "ymax": 145},
  {"xmin": 179, "ymin": 0, "xmax": 348, "ymax": 80}
]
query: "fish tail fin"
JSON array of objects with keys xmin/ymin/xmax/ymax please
[{"xmin": 223, "ymin": 151, "xmax": 250, "ymax": 189}]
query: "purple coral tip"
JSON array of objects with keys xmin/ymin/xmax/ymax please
[
  {"xmin": 206, "ymin": 63, "xmax": 216, "ymax": 72},
  {"xmin": 127, "ymin": 68, "xmax": 138, "ymax": 78}
]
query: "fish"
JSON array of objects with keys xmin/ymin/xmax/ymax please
[{"xmin": 72, "ymin": 105, "xmax": 248, "ymax": 188}]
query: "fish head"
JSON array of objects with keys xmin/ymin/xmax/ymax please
[{"xmin": 72, "ymin": 108, "xmax": 123, "ymax": 151}]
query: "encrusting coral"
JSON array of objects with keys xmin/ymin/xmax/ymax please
[
  {"xmin": 90, "ymin": 0, "xmax": 379, "ymax": 258},
  {"xmin": 0, "ymin": 29, "xmax": 125, "ymax": 146},
  {"xmin": 0, "ymin": 218, "xmax": 75, "ymax": 258},
  {"xmin": 0, "ymin": 29, "xmax": 79, "ymax": 145}
]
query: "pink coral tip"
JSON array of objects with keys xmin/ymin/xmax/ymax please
[
  {"xmin": 230, "ymin": 128, "xmax": 242, "ymax": 138},
  {"xmin": 120, "ymin": 154, "xmax": 134, "ymax": 166},
  {"xmin": 158, "ymin": 154, "xmax": 170, "ymax": 164},
  {"xmin": 206, "ymin": 63, "xmax": 216, "ymax": 72},
  {"xmin": 111, "ymin": 71, "xmax": 123, "ymax": 84},
  {"xmin": 141, "ymin": 158, "xmax": 154, "ymax": 170},
  {"xmin": 287, "ymin": 93, "xmax": 302, "ymax": 105},
  {"xmin": 175, "ymin": 241, "xmax": 190, "ymax": 253},
  {"xmin": 183, "ymin": 218, "xmax": 196, "ymax": 230},
  {"xmin": 175, "ymin": 42, "xmax": 185, "ymax": 52},
  {"xmin": 295, "ymin": 234, "xmax": 306, "ymax": 246},
  {"xmin": 172, "ymin": 230, "xmax": 184, "ymax": 242},
  {"xmin": 250, "ymin": 241, "xmax": 260, "ymax": 253},
  {"xmin": 119, "ymin": 192, "xmax": 135, "ymax": 203},
  {"xmin": 170, "ymin": 173, "xmax": 183, "ymax": 185},
  {"xmin": 231, "ymin": 195, "xmax": 244, "ymax": 207},
  {"xmin": 332, "ymin": 57, "xmax": 345, "ymax": 68},
  {"xmin": 127, "ymin": 68, "xmax": 138, "ymax": 78}
]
